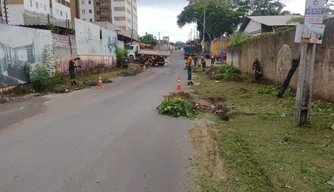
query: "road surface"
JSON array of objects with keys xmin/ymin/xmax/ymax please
[{"xmin": 0, "ymin": 51, "xmax": 193, "ymax": 192}]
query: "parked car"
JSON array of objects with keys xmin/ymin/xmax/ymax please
[{"xmin": 216, "ymin": 52, "xmax": 227, "ymax": 61}]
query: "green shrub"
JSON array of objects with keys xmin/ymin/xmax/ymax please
[
  {"xmin": 30, "ymin": 65, "xmax": 67, "ymax": 92},
  {"xmin": 216, "ymin": 65, "xmax": 241, "ymax": 76},
  {"xmin": 157, "ymin": 97, "xmax": 195, "ymax": 119},
  {"xmin": 116, "ymin": 48, "xmax": 128, "ymax": 68},
  {"xmin": 212, "ymin": 73, "xmax": 225, "ymax": 80},
  {"xmin": 251, "ymin": 85, "xmax": 279, "ymax": 95}
]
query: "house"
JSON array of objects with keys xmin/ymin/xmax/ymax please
[{"xmin": 240, "ymin": 15, "xmax": 301, "ymax": 36}]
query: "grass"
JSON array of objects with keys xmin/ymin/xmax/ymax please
[{"xmin": 189, "ymin": 70, "xmax": 334, "ymax": 192}]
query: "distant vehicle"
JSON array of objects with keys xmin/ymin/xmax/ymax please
[
  {"xmin": 127, "ymin": 43, "xmax": 171, "ymax": 66},
  {"xmin": 183, "ymin": 40, "xmax": 196, "ymax": 59},
  {"xmin": 216, "ymin": 52, "xmax": 227, "ymax": 61}
]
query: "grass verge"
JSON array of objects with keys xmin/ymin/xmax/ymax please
[{"xmin": 188, "ymin": 69, "xmax": 334, "ymax": 192}]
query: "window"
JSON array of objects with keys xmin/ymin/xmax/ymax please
[
  {"xmin": 44, "ymin": 5, "xmax": 47, "ymax": 11},
  {"xmin": 66, "ymin": 13, "xmax": 68, "ymax": 18},
  {"xmin": 30, "ymin": 0, "xmax": 33, "ymax": 7},
  {"xmin": 82, "ymin": 9, "xmax": 86, "ymax": 14},
  {"xmin": 60, "ymin": 11, "xmax": 63, "ymax": 16},
  {"xmin": 81, "ymin": 0, "xmax": 85, "ymax": 4},
  {"xmin": 89, "ymin": 9, "xmax": 92, "ymax": 14},
  {"xmin": 83, "ymin": 18, "xmax": 86, "ymax": 21},
  {"xmin": 97, "ymin": 11, "xmax": 101, "ymax": 15},
  {"xmin": 96, "ymin": 2, "xmax": 100, "ymax": 6},
  {"xmin": 35, "ymin": 2, "xmax": 38, "ymax": 8},
  {"xmin": 90, "ymin": 18, "xmax": 93, "ymax": 22},
  {"xmin": 88, "ymin": 0, "xmax": 91, "ymax": 4},
  {"xmin": 40, "ymin": 3, "xmax": 42, "ymax": 9}
]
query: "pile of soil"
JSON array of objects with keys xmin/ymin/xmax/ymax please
[
  {"xmin": 165, "ymin": 92, "xmax": 231, "ymax": 121},
  {"xmin": 119, "ymin": 63, "xmax": 143, "ymax": 76}
]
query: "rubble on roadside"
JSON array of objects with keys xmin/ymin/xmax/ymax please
[{"xmin": 164, "ymin": 91, "xmax": 231, "ymax": 121}]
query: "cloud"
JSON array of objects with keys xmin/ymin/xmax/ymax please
[{"xmin": 137, "ymin": 0, "xmax": 306, "ymax": 42}]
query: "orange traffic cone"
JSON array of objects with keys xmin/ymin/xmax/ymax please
[
  {"xmin": 98, "ymin": 76, "xmax": 104, "ymax": 88},
  {"xmin": 176, "ymin": 77, "xmax": 182, "ymax": 92}
]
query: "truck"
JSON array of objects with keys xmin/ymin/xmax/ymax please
[
  {"xmin": 183, "ymin": 40, "xmax": 196, "ymax": 59},
  {"xmin": 127, "ymin": 43, "xmax": 171, "ymax": 67}
]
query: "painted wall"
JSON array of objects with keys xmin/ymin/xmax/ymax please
[
  {"xmin": 227, "ymin": 17, "xmax": 334, "ymax": 102},
  {"xmin": 3, "ymin": 4, "xmax": 25, "ymax": 25},
  {"xmin": 0, "ymin": 24, "xmax": 54, "ymax": 88}
]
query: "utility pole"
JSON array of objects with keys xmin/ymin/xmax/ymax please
[
  {"xmin": 294, "ymin": 0, "xmax": 325, "ymax": 126},
  {"xmin": 66, "ymin": 19, "xmax": 73, "ymax": 56},
  {"xmin": 3, "ymin": 0, "xmax": 9, "ymax": 24},
  {"xmin": 202, "ymin": 6, "xmax": 206, "ymax": 53}
]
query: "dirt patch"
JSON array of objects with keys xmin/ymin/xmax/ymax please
[
  {"xmin": 167, "ymin": 91, "xmax": 193, "ymax": 100},
  {"xmin": 203, "ymin": 96, "xmax": 225, "ymax": 104},
  {"xmin": 119, "ymin": 63, "xmax": 144, "ymax": 76},
  {"xmin": 188, "ymin": 123, "xmax": 228, "ymax": 190}
]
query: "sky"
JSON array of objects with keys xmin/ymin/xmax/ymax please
[{"xmin": 137, "ymin": 0, "xmax": 306, "ymax": 43}]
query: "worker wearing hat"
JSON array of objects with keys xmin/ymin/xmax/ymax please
[
  {"xmin": 69, "ymin": 57, "xmax": 81, "ymax": 86},
  {"xmin": 201, "ymin": 56, "xmax": 206, "ymax": 71},
  {"xmin": 187, "ymin": 56, "xmax": 194, "ymax": 85}
]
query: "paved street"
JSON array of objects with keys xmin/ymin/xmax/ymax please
[{"xmin": 0, "ymin": 51, "xmax": 192, "ymax": 192}]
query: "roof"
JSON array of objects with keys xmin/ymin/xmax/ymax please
[
  {"xmin": 93, "ymin": 22, "xmax": 138, "ymax": 40},
  {"xmin": 240, "ymin": 15, "xmax": 301, "ymax": 31}
]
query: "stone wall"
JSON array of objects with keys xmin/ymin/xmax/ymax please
[
  {"xmin": 227, "ymin": 18, "xmax": 334, "ymax": 102},
  {"xmin": 52, "ymin": 34, "xmax": 116, "ymax": 74}
]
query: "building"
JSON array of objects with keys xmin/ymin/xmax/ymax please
[
  {"xmin": 77, "ymin": 0, "xmax": 138, "ymax": 33},
  {"xmin": 239, "ymin": 15, "xmax": 300, "ymax": 36},
  {"xmin": 0, "ymin": 0, "xmax": 71, "ymax": 25}
]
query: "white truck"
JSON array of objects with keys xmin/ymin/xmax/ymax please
[{"xmin": 127, "ymin": 43, "xmax": 171, "ymax": 66}]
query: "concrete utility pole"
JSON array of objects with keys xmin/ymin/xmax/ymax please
[
  {"xmin": 294, "ymin": 0, "xmax": 325, "ymax": 126},
  {"xmin": 202, "ymin": 6, "xmax": 206, "ymax": 53}
]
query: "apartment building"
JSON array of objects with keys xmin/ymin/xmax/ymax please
[
  {"xmin": 0, "ymin": 0, "xmax": 70, "ymax": 25},
  {"xmin": 77, "ymin": 0, "xmax": 138, "ymax": 33}
]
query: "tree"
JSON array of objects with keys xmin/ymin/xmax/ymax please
[
  {"xmin": 177, "ymin": 1, "xmax": 246, "ymax": 43},
  {"xmin": 139, "ymin": 33, "xmax": 158, "ymax": 46},
  {"xmin": 325, "ymin": 0, "xmax": 334, "ymax": 15}
]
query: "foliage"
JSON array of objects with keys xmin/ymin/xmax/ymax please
[
  {"xmin": 157, "ymin": 97, "xmax": 195, "ymax": 119},
  {"xmin": 216, "ymin": 64, "xmax": 241, "ymax": 76},
  {"xmin": 116, "ymin": 48, "xmax": 128, "ymax": 68},
  {"xmin": 30, "ymin": 65, "xmax": 67, "ymax": 92},
  {"xmin": 139, "ymin": 33, "xmax": 157, "ymax": 46},
  {"xmin": 287, "ymin": 16, "xmax": 304, "ymax": 24},
  {"xmin": 325, "ymin": 0, "xmax": 334, "ymax": 15},
  {"xmin": 48, "ymin": 21, "xmax": 60, "ymax": 34},
  {"xmin": 70, "ymin": 22, "xmax": 75, "ymax": 35},
  {"xmin": 177, "ymin": 1, "xmax": 246, "ymax": 42},
  {"xmin": 251, "ymin": 85, "xmax": 295, "ymax": 98}
]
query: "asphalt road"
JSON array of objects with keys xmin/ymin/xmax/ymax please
[{"xmin": 0, "ymin": 51, "xmax": 193, "ymax": 192}]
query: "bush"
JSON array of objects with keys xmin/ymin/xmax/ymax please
[
  {"xmin": 157, "ymin": 97, "xmax": 195, "ymax": 119},
  {"xmin": 30, "ymin": 65, "xmax": 67, "ymax": 92},
  {"xmin": 216, "ymin": 65, "xmax": 241, "ymax": 76},
  {"xmin": 116, "ymin": 48, "xmax": 128, "ymax": 68}
]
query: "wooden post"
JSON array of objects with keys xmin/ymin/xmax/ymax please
[{"xmin": 294, "ymin": 43, "xmax": 316, "ymax": 126}]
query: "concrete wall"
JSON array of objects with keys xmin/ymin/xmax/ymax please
[
  {"xmin": 227, "ymin": 18, "xmax": 334, "ymax": 102},
  {"xmin": 52, "ymin": 34, "xmax": 116, "ymax": 74}
]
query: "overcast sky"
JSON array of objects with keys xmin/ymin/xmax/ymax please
[{"xmin": 137, "ymin": 0, "xmax": 305, "ymax": 42}]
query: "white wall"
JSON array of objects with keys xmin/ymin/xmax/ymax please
[
  {"xmin": 51, "ymin": 0, "xmax": 70, "ymax": 21},
  {"xmin": 2, "ymin": 4, "xmax": 25, "ymax": 25},
  {"xmin": 79, "ymin": 0, "xmax": 94, "ymax": 22},
  {"xmin": 244, "ymin": 20, "xmax": 262, "ymax": 36}
]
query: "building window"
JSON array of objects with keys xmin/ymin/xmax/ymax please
[
  {"xmin": 81, "ymin": 0, "xmax": 85, "ymax": 4},
  {"xmin": 97, "ymin": 11, "xmax": 101, "ymax": 15},
  {"xmin": 83, "ymin": 18, "xmax": 86, "ymax": 21},
  {"xmin": 89, "ymin": 9, "xmax": 92, "ymax": 14},
  {"xmin": 60, "ymin": 11, "xmax": 63, "ymax": 16},
  {"xmin": 89, "ymin": 0, "xmax": 91, "ymax": 4},
  {"xmin": 30, "ymin": 0, "xmax": 33, "ymax": 7},
  {"xmin": 82, "ymin": 9, "xmax": 86, "ymax": 14},
  {"xmin": 35, "ymin": 2, "xmax": 38, "ymax": 8},
  {"xmin": 40, "ymin": 3, "xmax": 42, "ymax": 9},
  {"xmin": 44, "ymin": 5, "xmax": 47, "ymax": 11},
  {"xmin": 66, "ymin": 13, "xmax": 68, "ymax": 18},
  {"xmin": 96, "ymin": 2, "xmax": 100, "ymax": 5},
  {"xmin": 90, "ymin": 18, "xmax": 93, "ymax": 22}
]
